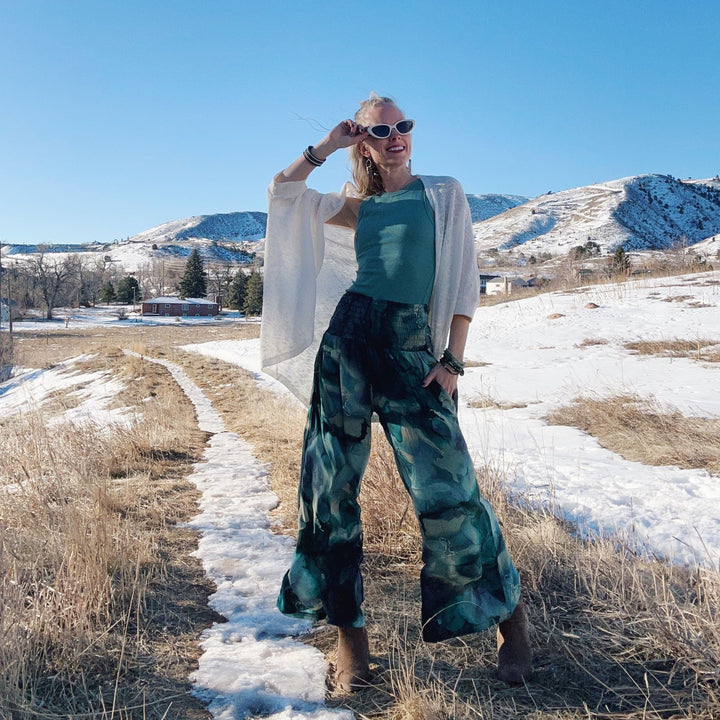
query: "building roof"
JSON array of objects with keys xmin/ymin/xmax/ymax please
[
  {"xmin": 486, "ymin": 276, "xmax": 526, "ymax": 284},
  {"xmin": 144, "ymin": 296, "xmax": 218, "ymax": 305}
]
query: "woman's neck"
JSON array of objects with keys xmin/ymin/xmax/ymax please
[{"xmin": 378, "ymin": 164, "xmax": 415, "ymax": 193}]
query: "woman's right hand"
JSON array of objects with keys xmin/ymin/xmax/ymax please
[
  {"xmin": 314, "ymin": 120, "xmax": 368, "ymax": 159},
  {"xmin": 275, "ymin": 120, "xmax": 368, "ymax": 183}
]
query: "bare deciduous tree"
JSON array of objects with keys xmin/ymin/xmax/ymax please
[
  {"xmin": 23, "ymin": 249, "xmax": 75, "ymax": 320},
  {"xmin": 207, "ymin": 263, "xmax": 234, "ymax": 305}
]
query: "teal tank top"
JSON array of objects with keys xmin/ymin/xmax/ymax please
[{"xmin": 348, "ymin": 178, "xmax": 436, "ymax": 304}]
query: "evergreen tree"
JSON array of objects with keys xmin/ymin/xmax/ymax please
[
  {"xmin": 116, "ymin": 276, "xmax": 140, "ymax": 304},
  {"xmin": 243, "ymin": 271, "xmax": 263, "ymax": 316},
  {"xmin": 227, "ymin": 270, "xmax": 248, "ymax": 310},
  {"xmin": 179, "ymin": 249, "xmax": 207, "ymax": 298},
  {"xmin": 100, "ymin": 281, "xmax": 116, "ymax": 303}
]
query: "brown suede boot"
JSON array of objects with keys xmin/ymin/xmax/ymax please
[
  {"xmin": 497, "ymin": 602, "xmax": 534, "ymax": 684},
  {"xmin": 335, "ymin": 626, "xmax": 371, "ymax": 692}
]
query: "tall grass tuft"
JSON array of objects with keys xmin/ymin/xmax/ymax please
[
  {"xmin": 547, "ymin": 392, "xmax": 720, "ymax": 475},
  {"xmin": 0, "ymin": 347, "xmax": 209, "ymax": 718}
]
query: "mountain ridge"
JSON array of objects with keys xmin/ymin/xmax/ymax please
[
  {"xmin": 3, "ymin": 174, "xmax": 719, "ymax": 271},
  {"xmin": 473, "ymin": 174, "xmax": 720, "ymax": 256}
]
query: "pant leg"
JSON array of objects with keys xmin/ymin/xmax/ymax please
[
  {"xmin": 277, "ymin": 331, "xmax": 372, "ymax": 628},
  {"xmin": 372, "ymin": 346, "xmax": 522, "ymax": 642}
]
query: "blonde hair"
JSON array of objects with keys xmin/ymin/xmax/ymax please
[{"xmin": 350, "ymin": 93, "xmax": 404, "ymax": 197}]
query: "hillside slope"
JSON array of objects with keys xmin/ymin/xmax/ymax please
[
  {"xmin": 3, "ymin": 212, "xmax": 268, "ymax": 271},
  {"xmin": 466, "ymin": 193, "xmax": 529, "ymax": 222},
  {"xmin": 4, "ymin": 175, "xmax": 720, "ymax": 269},
  {"xmin": 473, "ymin": 174, "xmax": 720, "ymax": 256}
]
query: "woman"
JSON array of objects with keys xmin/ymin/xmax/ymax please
[{"xmin": 261, "ymin": 94, "xmax": 532, "ymax": 691}]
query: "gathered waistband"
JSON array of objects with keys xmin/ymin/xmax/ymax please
[{"xmin": 326, "ymin": 293, "xmax": 431, "ymax": 351}]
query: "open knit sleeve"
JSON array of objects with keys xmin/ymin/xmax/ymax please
[
  {"xmin": 260, "ymin": 176, "xmax": 479, "ymax": 404},
  {"xmin": 260, "ymin": 179, "xmax": 356, "ymax": 402}
]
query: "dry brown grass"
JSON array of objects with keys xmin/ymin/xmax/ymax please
[
  {"xmin": 478, "ymin": 285, "xmax": 546, "ymax": 307},
  {"xmin": 547, "ymin": 393, "xmax": 720, "ymax": 476},
  {"xmin": 625, "ymin": 339, "xmax": 720, "ymax": 363},
  {"xmin": 660, "ymin": 294, "xmax": 695, "ymax": 303},
  {"xmin": 464, "ymin": 359, "xmax": 491, "ymax": 368},
  {"xmin": 577, "ymin": 337, "xmax": 609, "ymax": 348},
  {"xmin": 466, "ymin": 393, "xmax": 529, "ymax": 410},
  {"xmin": 6, "ymin": 321, "xmax": 720, "ymax": 719},
  {"xmin": 168, "ymin": 347, "xmax": 720, "ymax": 719},
  {"xmin": 1, "ymin": 333, "xmax": 217, "ymax": 719}
]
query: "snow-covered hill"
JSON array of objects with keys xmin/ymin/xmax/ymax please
[
  {"xmin": 473, "ymin": 174, "xmax": 720, "ymax": 256},
  {"xmin": 3, "ymin": 212, "xmax": 268, "ymax": 272},
  {"xmin": 4, "ymin": 175, "xmax": 720, "ymax": 271},
  {"xmin": 692, "ymin": 234, "xmax": 720, "ymax": 259},
  {"xmin": 0, "ymin": 193, "xmax": 524, "ymax": 271},
  {"xmin": 128, "ymin": 211, "xmax": 267, "ymax": 245},
  {"xmin": 466, "ymin": 193, "xmax": 529, "ymax": 222}
]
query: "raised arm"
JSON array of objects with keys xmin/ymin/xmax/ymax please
[{"xmin": 275, "ymin": 119, "xmax": 368, "ymax": 184}]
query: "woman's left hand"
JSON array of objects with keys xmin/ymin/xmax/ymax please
[{"xmin": 422, "ymin": 362, "xmax": 458, "ymax": 397}]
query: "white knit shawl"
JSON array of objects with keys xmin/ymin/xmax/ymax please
[{"xmin": 260, "ymin": 175, "xmax": 479, "ymax": 405}]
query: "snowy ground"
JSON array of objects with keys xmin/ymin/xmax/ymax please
[
  {"xmin": 186, "ymin": 271, "xmax": 720, "ymax": 570},
  {"xmin": 7, "ymin": 305, "xmax": 252, "ymax": 329},
  {"xmin": 128, "ymin": 353, "xmax": 351, "ymax": 720},
  {"xmin": 2, "ymin": 270, "xmax": 719, "ymax": 718},
  {"xmin": 0, "ymin": 354, "xmax": 137, "ymax": 428}
]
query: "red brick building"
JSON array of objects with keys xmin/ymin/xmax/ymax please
[{"xmin": 141, "ymin": 296, "xmax": 220, "ymax": 317}]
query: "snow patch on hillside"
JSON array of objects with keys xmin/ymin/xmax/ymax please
[
  {"xmin": 131, "ymin": 211, "xmax": 267, "ymax": 245},
  {"xmin": 474, "ymin": 175, "xmax": 720, "ymax": 256}
]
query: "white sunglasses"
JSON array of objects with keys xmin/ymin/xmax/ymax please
[{"xmin": 364, "ymin": 119, "xmax": 415, "ymax": 139}]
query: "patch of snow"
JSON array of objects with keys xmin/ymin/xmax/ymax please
[
  {"xmin": 0, "ymin": 355, "xmax": 135, "ymax": 429},
  {"xmin": 187, "ymin": 271, "xmax": 720, "ymax": 570},
  {"xmin": 128, "ymin": 352, "xmax": 351, "ymax": 719}
]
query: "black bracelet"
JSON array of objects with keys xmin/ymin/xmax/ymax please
[
  {"xmin": 440, "ymin": 358, "xmax": 460, "ymax": 375},
  {"xmin": 441, "ymin": 348, "xmax": 465, "ymax": 376},
  {"xmin": 303, "ymin": 145, "xmax": 326, "ymax": 167}
]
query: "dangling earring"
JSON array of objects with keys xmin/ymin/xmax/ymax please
[
  {"xmin": 365, "ymin": 157, "xmax": 373, "ymax": 174},
  {"xmin": 407, "ymin": 158, "xmax": 413, "ymax": 175}
]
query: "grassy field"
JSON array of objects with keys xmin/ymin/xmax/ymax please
[{"xmin": 1, "ymin": 320, "xmax": 719, "ymax": 719}]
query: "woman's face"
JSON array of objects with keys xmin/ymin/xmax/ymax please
[{"xmin": 359, "ymin": 103, "xmax": 412, "ymax": 170}]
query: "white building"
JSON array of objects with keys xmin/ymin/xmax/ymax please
[{"xmin": 485, "ymin": 276, "xmax": 527, "ymax": 296}]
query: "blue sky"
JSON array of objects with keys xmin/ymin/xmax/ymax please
[{"xmin": 2, "ymin": 0, "xmax": 719, "ymax": 246}]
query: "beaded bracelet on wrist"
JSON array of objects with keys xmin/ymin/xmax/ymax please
[
  {"xmin": 440, "ymin": 348, "xmax": 465, "ymax": 376},
  {"xmin": 440, "ymin": 358, "xmax": 460, "ymax": 375},
  {"xmin": 303, "ymin": 145, "xmax": 326, "ymax": 167}
]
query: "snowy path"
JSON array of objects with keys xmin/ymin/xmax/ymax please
[{"xmin": 132, "ymin": 353, "xmax": 352, "ymax": 720}]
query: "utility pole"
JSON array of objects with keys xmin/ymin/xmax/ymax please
[
  {"xmin": 8, "ymin": 264, "xmax": 13, "ymax": 334},
  {"xmin": 0, "ymin": 240, "xmax": 4, "ymax": 332}
]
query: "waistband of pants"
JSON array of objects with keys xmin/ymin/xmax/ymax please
[{"xmin": 327, "ymin": 292, "xmax": 431, "ymax": 350}]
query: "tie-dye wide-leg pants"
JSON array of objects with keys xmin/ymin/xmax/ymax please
[{"xmin": 277, "ymin": 292, "xmax": 521, "ymax": 642}]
